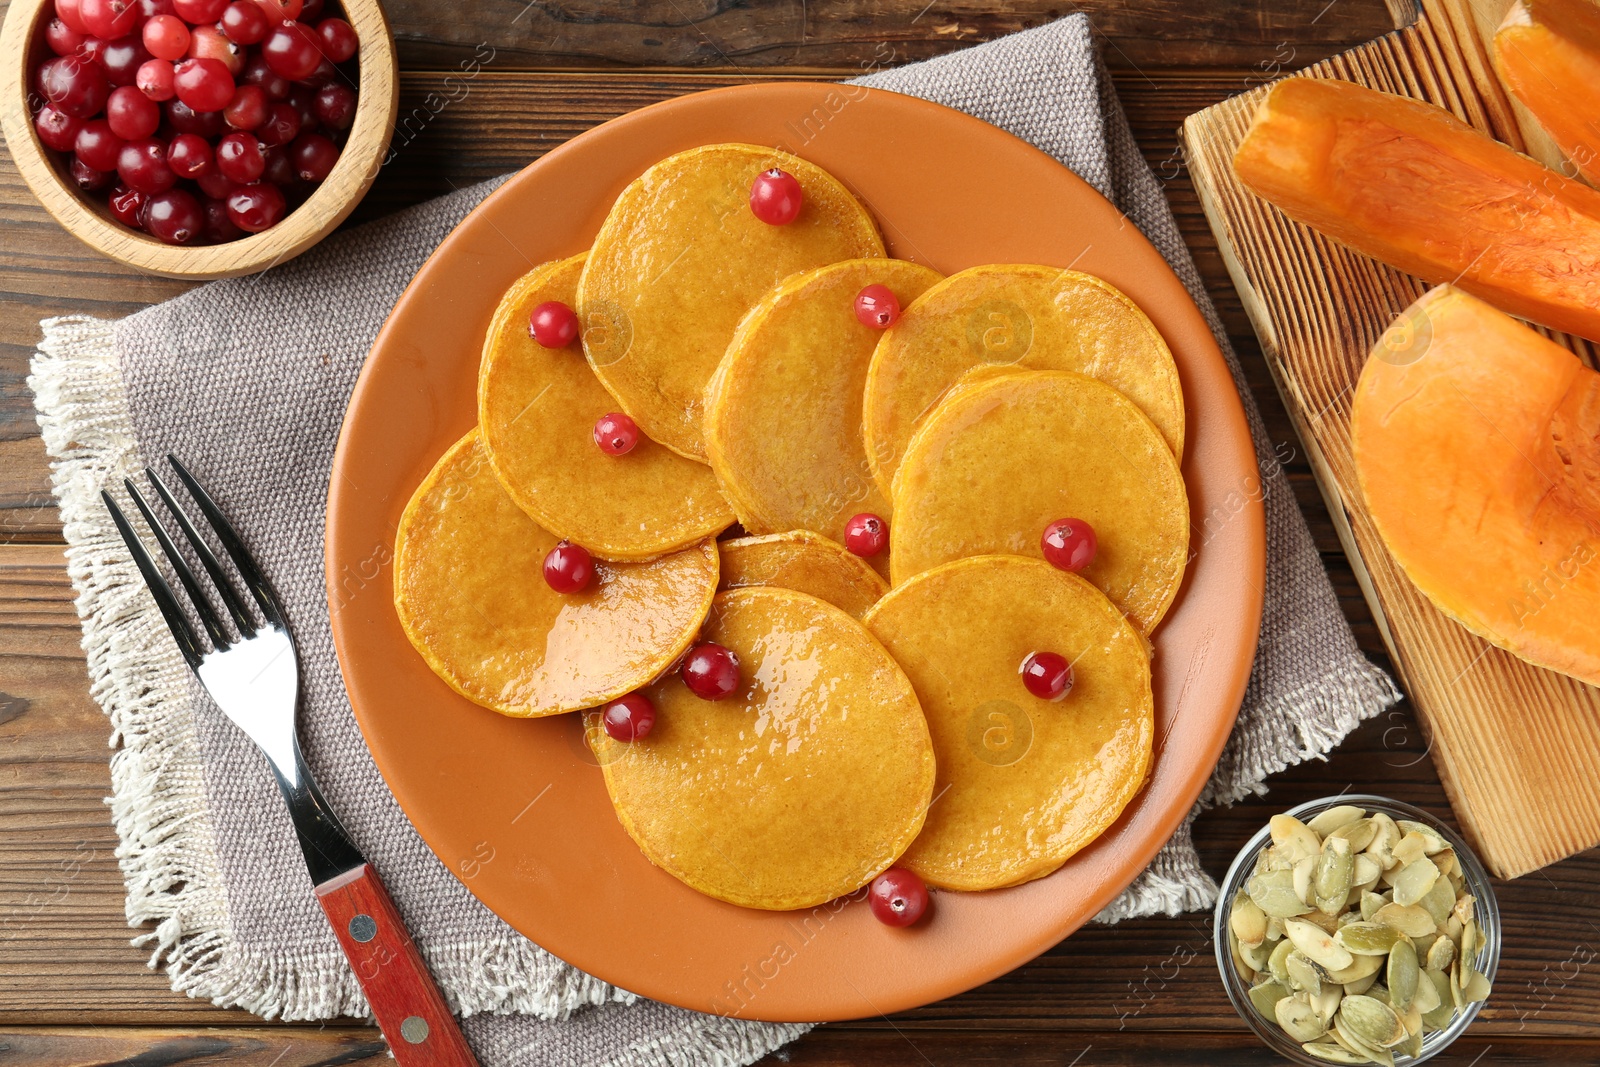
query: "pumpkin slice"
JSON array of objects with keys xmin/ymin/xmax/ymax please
[
  {"xmin": 579, "ymin": 144, "xmax": 885, "ymax": 462},
  {"xmin": 1527, "ymin": 0, "xmax": 1600, "ymax": 54},
  {"xmin": 718, "ymin": 531, "xmax": 889, "ymax": 620},
  {"xmin": 394, "ymin": 430, "xmax": 719, "ymax": 716},
  {"xmin": 1494, "ymin": 2, "xmax": 1600, "ymax": 186},
  {"xmin": 890, "ymin": 369, "xmax": 1189, "ymax": 633},
  {"xmin": 1351, "ymin": 284, "xmax": 1600, "ymax": 686},
  {"xmin": 863, "ymin": 264, "xmax": 1184, "ymax": 498},
  {"xmin": 479, "ymin": 253, "xmax": 735, "ymax": 560},
  {"xmin": 704, "ymin": 257, "xmax": 942, "ymax": 566},
  {"xmin": 591, "ymin": 587, "xmax": 934, "ymax": 910},
  {"xmin": 863, "ymin": 555, "xmax": 1153, "ymax": 891},
  {"xmin": 1233, "ymin": 77, "xmax": 1600, "ymax": 342}
]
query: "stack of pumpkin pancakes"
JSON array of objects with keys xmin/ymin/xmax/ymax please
[{"xmin": 394, "ymin": 144, "xmax": 1190, "ymax": 914}]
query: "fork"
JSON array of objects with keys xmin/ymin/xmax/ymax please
[{"xmin": 104, "ymin": 455, "xmax": 478, "ymax": 1067}]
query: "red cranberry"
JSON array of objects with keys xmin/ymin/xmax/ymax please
[
  {"xmin": 256, "ymin": 101, "xmax": 300, "ymax": 146},
  {"xmin": 137, "ymin": 0, "xmax": 174, "ymax": 14},
  {"xmin": 299, "ymin": 57, "xmax": 337, "ymax": 88},
  {"xmin": 80, "ymin": 0, "xmax": 142, "ymax": 40},
  {"xmin": 682, "ymin": 643, "xmax": 739, "ymax": 700},
  {"xmin": 116, "ymin": 136, "xmax": 175, "ymax": 193},
  {"xmin": 188, "ymin": 27, "xmax": 245, "ymax": 76},
  {"xmin": 529, "ymin": 300, "xmax": 578, "ymax": 348},
  {"xmin": 260, "ymin": 145, "xmax": 294, "ymax": 186},
  {"xmin": 315, "ymin": 17, "xmax": 357, "ymax": 62},
  {"xmin": 1020, "ymin": 651, "xmax": 1073, "ymax": 701},
  {"xmin": 868, "ymin": 868, "xmax": 928, "ymax": 927},
  {"xmin": 542, "ymin": 540, "xmax": 593, "ymax": 594},
  {"xmin": 215, "ymin": 131, "xmax": 264, "ymax": 182},
  {"xmin": 98, "ymin": 34, "xmax": 152, "ymax": 86},
  {"xmin": 223, "ymin": 181, "xmax": 284, "ymax": 231},
  {"xmin": 749, "ymin": 168, "xmax": 802, "ymax": 225},
  {"xmin": 262, "ymin": 20, "xmax": 322, "ymax": 80},
  {"xmin": 1041, "ymin": 518, "xmax": 1097, "ymax": 572},
  {"xmin": 135, "ymin": 58, "xmax": 174, "ymax": 100},
  {"xmin": 56, "ymin": 0, "xmax": 90, "ymax": 34},
  {"xmin": 288, "ymin": 131, "xmax": 337, "ymax": 181},
  {"xmin": 165, "ymin": 97, "xmax": 223, "ymax": 136},
  {"xmin": 140, "ymin": 13, "xmax": 187, "ymax": 60},
  {"xmin": 171, "ymin": 0, "xmax": 227, "ymax": 20},
  {"xmin": 33, "ymin": 104, "xmax": 82, "ymax": 151},
  {"xmin": 143, "ymin": 187, "xmax": 202, "ymax": 244},
  {"xmin": 195, "ymin": 167, "xmax": 235, "ymax": 198},
  {"xmin": 593, "ymin": 412, "xmax": 639, "ymax": 456},
  {"xmin": 106, "ymin": 84, "xmax": 160, "ymax": 139},
  {"xmin": 223, "ymin": 84, "xmax": 267, "ymax": 129},
  {"xmin": 285, "ymin": 84, "xmax": 316, "ymax": 128},
  {"xmin": 172, "ymin": 57, "xmax": 235, "ymax": 113},
  {"xmin": 73, "ymin": 118, "xmax": 123, "ymax": 171},
  {"xmin": 601, "ymin": 693, "xmax": 656, "ymax": 742},
  {"xmin": 201, "ymin": 195, "xmax": 243, "ymax": 241},
  {"xmin": 296, "ymin": 0, "xmax": 322, "ymax": 19},
  {"xmin": 220, "ymin": 0, "xmax": 269, "ymax": 45},
  {"xmin": 854, "ymin": 284, "xmax": 900, "ymax": 329},
  {"xmin": 77, "ymin": 34, "xmax": 107, "ymax": 64},
  {"xmin": 313, "ymin": 81, "xmax": 355, "ymax": 129},
  {"xmin": 69, "ymin": 156, "xmax": 110, "ymax": 191},
  {"xmin": 166, "ymin": 132, "xmax": 211, "ymax": 177},
  {"xmin": 39, "ymin": 55, "xmax": 110, "ymax": 118},
  {"xmin": 108, "ymin": 182, "xmax": 146, "ymax": 225},
  {"xmin": 241, "ymin": 55, "xmax": 289, "ymax": 100},
  {"xmin": 844, "ymin": 513, "xmax": 888, "ymax": 558},
  {"xmin": 45, "ymin": 18, "xmax": 86, "ymax": 56},
  {"xmin": 252, "ymin": 0, "xmax": 301, "ymax": 19}
]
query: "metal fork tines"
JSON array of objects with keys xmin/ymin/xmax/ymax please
[{"xmin": 103, "ymin": 456, "xmax": 363, "ymax": 885}]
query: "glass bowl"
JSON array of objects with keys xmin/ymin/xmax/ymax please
[{"xmin": 1213, "ymin": 795, "xmax": 1500, "ymax": 1065}]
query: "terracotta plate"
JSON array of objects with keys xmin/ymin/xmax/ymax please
[{"xmin": 326, "ymin": 83, "xmax": 1265, "ymax": 1023}]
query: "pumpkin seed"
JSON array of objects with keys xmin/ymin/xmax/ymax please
[
  {"xmin": 1249, "ymin": 977, "xmax": 1290, "ymax": 1017},
  {"xmin": 1373, "ymin": 902, "xmax": 1436, "ymax": 938},
  {"xmin": 1352, "ymin": 854, "xmax": 1382, "ymax": 891},
  {"xmin": 1426, "ymin": 935, "xmax": 1455, "ymax": 972},
  {"xmin": 1308, "ymin": 805, "xmax": 1367, "ymax": 837},
  {"xmin": 1232, "ymin": 895, "xmax": 1269, "ymax": 946},
  {"xmin": 1462, "ymin": 963, "xmax": 1491, "ymax": 1004},
  {"xmin": 1272, "ymin": 813, "xmax": 1324, "ymax": 863},
  {"xmin": 1249, "ymin": 868, "xmax": 1313, "ymax": 918},
  {"xmin": 1391, "ymin": 857, "xmax": 1440, "ymax": 907},
  {"xmin": 1422, "ymin": 970, "xmax": 1454, "ymax": 1030},
  {"xmin": 1269, "ymin": 937, "xmax": 1295, "ymax": 984},
  {"xmin": 1316, "ymin": 839, "xmax": 1355, "ymax": 915},
  {"xmin": 1387, "ymin": 939, "xmax": 1419, "ymax": 1013},
  {"xmin": 1302, "ymin": 1041, "xmax": 1373, "ymax": 1064},
  {"xmin": 1314, "ymin": 984, "xmax": 1345, "ymax": 1025},
  {"xmin": 1360, "ymin": 891, "xmax": 1385, "ymax": 922},
  {"xmin": 1241, "ymin": 936, "xmax": 1272, "ymax": 972},
  {"xmin": 1420, "ymin": 874, "xmax": 1457, "ymax": 925},
  {"xmin": 1329, "ymin": 818, "xmax": 1379, "ymax": 854},
  {"xmin": 1412, "ymin": 969, "xmax": 1441, "ymax": 1014},
  {"xmin": 1266, "ymin": 916, "xmax": 1286, "ymax": 942},
  {"xmin": 1453, "ymin": 893, "xmax": 1476, "ymax": 926},
  {"xmin": 1278, "ymin": 992, "xmax": 1330, "ymax": 1042},
  {"xmin": 1365, "ymin": 813, "xmax": 1400, "ymax": 865},
  {"xmin": 1333, "ymin": 1015, "xmax": 1396, "ymax": 1067},
  {"xmin": 1344, "ymin": 973, "xmax": 1379, "ymax": 996},
  {"xmin": 1294, "ymin": 856, "xmax": 1316, "ymax": 906},
  {"xmin": 1396, "ymin": 1025, "xmax": 1423, "ymax": 1059},
  {"xmin": 1449, "ymin": 963, "xmax": 1463, "ymax": 1010},
  {"xmin": 1461, "ymin": 918, "xmax": 1480, "ymax": 963},
  {"xmin": 1303, "ymin": 909, "xmax": 1344, "ymax": 935},
  {"xmin": 1336, "ymin": 921, "xmax": 1401, "ymax": 956},
  {"xmin": 1397, "ymin": 820, "xmax": 1450, "ymax": 854},
  {"xmin": 1391, "ymin": 831, "xmax": 1430, "ymax": 869},
  {"xmin": 1287, "ymin": 918, "xmax": 1355, "ymax": 971},
  {"xmin": 1287, "ymin": 951, "xmax": 1326, "ymax": 996},
  {"xmin": 1432, "ymin": 847, "xmax": 1460, "ymax": 880},
  {"xmin": 1325, "ymin": 952, "xmax": 1384, "ymax": 985},
  {"xmin": 1340, "ymin": 995, "xmax": 1406, "ymax": 1049}
]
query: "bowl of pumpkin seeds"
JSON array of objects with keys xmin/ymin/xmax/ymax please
[{"xmin": 1214, "ymin": 795, "xmax": 1499, "ymax": 1065}]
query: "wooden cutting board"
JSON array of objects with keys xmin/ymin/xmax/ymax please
[{"xmin": 1182, "ymin": 0, "xmax": 1600, "ymax": 879}]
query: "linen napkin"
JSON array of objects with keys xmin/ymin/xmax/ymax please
[{"xmin": 29, "ymin": 14, "xmax": 1399, "ymax": 1065}]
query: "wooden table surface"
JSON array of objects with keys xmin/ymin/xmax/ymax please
[{"xmin": 3, "ymin": 0, "xmax": 1599, "ymax": 1063}]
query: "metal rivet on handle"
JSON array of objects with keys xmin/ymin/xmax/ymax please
[
  {"xmin": 348, "ymin": 913, "xmax": 377, "ymax": 943},
  {"xmin": 401, "ymin": 1016, "xmax": 430, "ymax": 1044}
]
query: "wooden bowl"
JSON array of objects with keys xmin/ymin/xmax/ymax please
[{"xmin": 0, "ymin": 0, "xmax": 398, "ymax": 279}]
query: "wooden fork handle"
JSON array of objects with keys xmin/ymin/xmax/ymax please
[{"xmin": 315, "ymin": 863, "xmax": 480, "ymax": 1067}]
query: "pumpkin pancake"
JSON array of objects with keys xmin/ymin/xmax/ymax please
[
  {"xmin": 890, "ymin": 369, "xmax": 1189, "ymax": 633},
  {"xmin": 718, "ymin": 531, "xmax": 888, "ymax": 620},
  {"xmin": 395, "ymin": 431, "xmax": 719, "ymax": 717},
  {"xmin": 863, "ymin": 555, "xmax": 1154, "ymax": 891},
  {"xmin": 579, "ymin": 144, "xmax": 885, "ymax": 462},
  {"xmin": 479, "ymin": 253, "xmax": 734, "ymax": 561},
  {"xmin": 864, "ymin": 264, "xmax": 1185, "ymax": 499},
  {"xmin": 704, "ymin": 258, "xmax": 942, "ymax": 561},
  {"xmin": 591, "ymin": 587, "xmax": 934, "ymax": 911}
]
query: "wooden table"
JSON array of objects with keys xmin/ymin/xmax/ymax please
[{"xmin": 3, "ymin": 1, "xmax": 1598, "ymax": 1062}]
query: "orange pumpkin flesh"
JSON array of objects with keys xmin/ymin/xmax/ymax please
[
  {"xmin": 1527, "ymin": 0, "xmax": 1600, "ymax": 55},
  {"xmin": 1494, "ymin": 3, "xmax": 1600, "ymax": 186},
  {"xmin": 1233, "ymin": 77, "xmax": 1600, "ymax": 341},
  {"xmin": 1351, "ymin": 285, "xmax": 1600, "ymax": 685}
]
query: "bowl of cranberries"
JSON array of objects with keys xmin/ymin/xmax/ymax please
[{"xmin": 1, "ymin": 0, "xmax": 397, "ymax": 278}]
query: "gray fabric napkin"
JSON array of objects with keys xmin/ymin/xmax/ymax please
[{"xmin": 29, "ymin": 15, "xmax": 1398, "ymax": 1065}]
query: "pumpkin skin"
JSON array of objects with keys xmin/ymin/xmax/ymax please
[
  {"xmin": 1233, "ymin": 77, "xmax": 1600, "ymax": 342},
  {"xmin": 1351, "ymin": 285, "xmax": 1600, "ymax": 686},
  {"xmin": 1494, "ymin": 2, "xmax": 1600, "ymax": 186}
]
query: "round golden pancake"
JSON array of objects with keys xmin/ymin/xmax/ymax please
[
  {"xmin": 864, "ymin": 264, "xmax": 1185, "ymax": 499},
  {"xmin": 479, "ymin": 253, "xmax": 735, "ymax": 561},
  {"xmin": 863, "ymin": 555, "xmax": 1154, "ymax": 891},
  {"xmin": 591, "ymin": 587, "xmax": 934, "ymax": 911},
  {"xmin": 579, "ymin": 143, "xmax": 885, "ymax": 462},
  {"xmin": 718, "ymin": 531, "xmax": 888, "ymax": 620},
  {"xmin": 395, "ymin": 430, "xmax": 719, "ymax": 717},
  {"xmin": 704, "ymin": 258, "xmax": 942, "ymax": 562},
  {"xmin": 890, "ymin": 369, "xmax": 1189, "ymax": 633}
]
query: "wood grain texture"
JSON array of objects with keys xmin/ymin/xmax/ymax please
[{"xmin": 1182, "ymin": 0, "xmax": 1600, "ymax": 880}]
